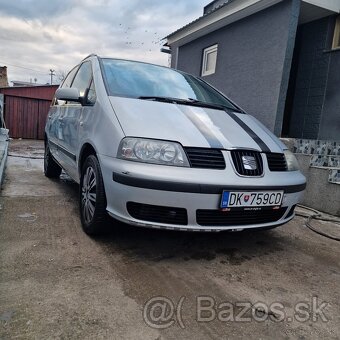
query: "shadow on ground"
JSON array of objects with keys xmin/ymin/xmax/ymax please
[{"xmin": 95, "ymin": 213, "xmax": 285, "ymax": 266}]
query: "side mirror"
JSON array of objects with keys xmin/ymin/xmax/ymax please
[{"xmin": 55, "ymin": 88, "xmax": 81, "ymax": 103}]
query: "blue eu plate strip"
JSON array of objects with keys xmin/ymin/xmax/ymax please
[{"xmin": 221, "ymin": 191, "xmax": 229, "ymax": 208}]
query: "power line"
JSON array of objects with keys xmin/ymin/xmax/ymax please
[{"xmin": 0, "ymin": 60, "xmax": 49, "ymax": 75}]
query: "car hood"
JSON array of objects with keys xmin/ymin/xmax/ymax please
[{"xmin": 109, "ymin": 97, "xmax": 285, "ymax": 153}]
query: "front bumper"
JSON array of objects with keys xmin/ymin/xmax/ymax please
[{"xmin": 99, "ymin": 154, "xmax": 306, "ymax": 232}]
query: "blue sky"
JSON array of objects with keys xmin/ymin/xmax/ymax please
[{"xmin": 0, "ymin": 0, "xmax": 207, "ymax": 84}]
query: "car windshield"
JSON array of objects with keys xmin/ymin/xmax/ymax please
[{"xmin": 101, "ymin": 58, "xmax": 240, "ymax": 111}]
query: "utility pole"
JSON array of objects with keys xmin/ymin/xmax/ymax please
[{"xmin": 49, "ymin": 69, "xmax": 55, "ymax": 85}]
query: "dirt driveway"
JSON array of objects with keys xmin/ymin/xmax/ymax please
[{"xmin": 0, "ymin": 139, "xmax": 339, "ymax": 340}]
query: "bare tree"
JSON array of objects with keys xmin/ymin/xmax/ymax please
[{"xmin": 56, "ymin": 70, "xmax": 67, "ymax": 84}]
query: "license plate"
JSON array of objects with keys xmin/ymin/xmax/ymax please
[{"xmin": 220, "ymin": 191, "xmax": 283, "ymax": 209}]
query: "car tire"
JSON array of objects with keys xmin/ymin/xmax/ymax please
[
  {"xmin": 79, "ymin": 155, "xmax": 108, "ymax": 236},
  {"xmin": 44, "ymin": 141, "xmax": 62, "ymax": 178}
]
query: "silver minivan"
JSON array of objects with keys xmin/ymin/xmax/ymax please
[{"xmin": 44, "ymin": 54, "xmax": 306, "ymax": 235}]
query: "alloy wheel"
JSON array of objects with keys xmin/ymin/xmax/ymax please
[{"xmin": 81, "ymin": 166, "xmax": 97, "ymax": 223}]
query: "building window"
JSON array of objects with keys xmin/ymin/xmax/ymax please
[
  {"xmin": 332, "ymin": 15, "xmax": 340, "ymax": 49},
  {"xmin": 201, "ymin": 44, "xmax": 218, "ymax": 76}
]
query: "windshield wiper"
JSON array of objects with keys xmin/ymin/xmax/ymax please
[
  {"xmin": 186, "ymin": 98, "xmax": 242, "ymax": 113},
  {"xmin": 138, "ymin": 96, "xmax": 242, "ymax": 113},
  {"xmin": 138, "ymin": 96, "xmax": 189, "ymax": 104}
]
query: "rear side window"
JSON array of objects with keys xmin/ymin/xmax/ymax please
[
  {"xmin": 71, "ymin": 61, "xmax": 92, "ymax": 97},
  {"xmin": 54, "ymin": 66, "xmax": 78, "ymax": 105},
  {"xmin": 87, "ymin": 79, "xmax": 96, "ymax": 105},
  {"xmin": 62, "ymin": 66, "xmax": 78, "ymax": 89}
]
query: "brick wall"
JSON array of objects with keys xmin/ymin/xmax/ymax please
[{"xmin": 0, "ymin": 67, "xmax": 9, "ymax": 88}]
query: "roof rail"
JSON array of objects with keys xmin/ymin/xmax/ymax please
[{"xmin": 82, "ymin": 53, "xmax": 98, "ymax": 61}]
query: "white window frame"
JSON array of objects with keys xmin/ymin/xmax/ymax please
[
  {"xmin": 332, "ymin": 15, "xmax": 340, "ymax": 49},
  {"xmin": 201, "ymin": 44, "xmax": 218, "ymax": 76}
]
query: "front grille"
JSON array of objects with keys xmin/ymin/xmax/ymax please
[
  {"xmin": 127, "ymin": 202, "xmax": 188, "ymax": 225},
  {"xmin": 266, "ymin": 153, "xmax": 287, "ymax": 171},
  {"xmin": 230, "ymin": 150, "xmax": 263, "ymax": 176},
  {"xmin": 196, "ymin": 207, "xmax": 287, "ymax": 226},
  {"xmin": 184, "ymin": 148, "xmax": 225, "ymax": 169}
]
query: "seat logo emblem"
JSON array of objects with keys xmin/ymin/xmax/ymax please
[{"xmin": 242, "ymin": 156, "xmax": 257, "ymax": 170}]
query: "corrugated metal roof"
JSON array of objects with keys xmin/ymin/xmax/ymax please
[{"xmin": 165, "ymin": 0, "xmax": 236, "ymax": 39}]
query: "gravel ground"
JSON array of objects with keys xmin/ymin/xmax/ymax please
[{"xmin": 0, "ymin": 139, "xmax": 339, "ymax": 340}]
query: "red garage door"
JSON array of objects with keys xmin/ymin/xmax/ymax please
[
  {"xmin": 0, "ymin": 85, "xmax": 57, "ymax": 140},
  {"xmin": 4, "ymin": 95, "xmax": 52, "ymax": 140}
]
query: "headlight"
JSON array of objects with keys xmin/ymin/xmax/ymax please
[
  {"xmin": 117, "ymin": 137, "xmax": 190, "ymax": 167},
  {"xmin": 284, "ymin": 150, "xmax": 300, "ymax": 171}
]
